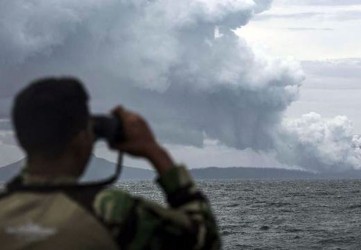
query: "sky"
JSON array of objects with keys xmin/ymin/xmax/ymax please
[
  {"xmin": 0, "ymin": 0, "xmax": 361, "ymax": 172},
  {"xmin": 239, "ymin": 0, "xmax": 361, "ymax": 132}
]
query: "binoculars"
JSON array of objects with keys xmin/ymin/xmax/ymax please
[{"xmin": 92, "ymin": 115, "xmax": 124, "ymax": 146}]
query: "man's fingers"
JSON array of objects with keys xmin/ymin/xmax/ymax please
[
  {"xmin": 114, "ymin": 143, "xmax": 142, "ymax": 156},
  {"xmin": 112, "ymin": 105, "xmax": 125, "ymax": 118},
  {"xmin": 109, "ymin": 105, "xmax": 157, "ymax": 158},
  {"xmin": 112, "ymin": 105, "xmax": 140, "ymax": 123}
]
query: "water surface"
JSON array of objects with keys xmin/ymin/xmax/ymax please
[{"xmin": 117, "ymin": 179, "xmax": 361, "ymax": 249}]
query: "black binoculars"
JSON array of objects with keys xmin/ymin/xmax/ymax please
[{"xmin": 92, "ymin": 115, "xmax": 124, "ymax": 146}]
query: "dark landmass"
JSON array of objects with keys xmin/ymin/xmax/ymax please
[
  {"xmin": 82, "ymin": 156, "xmax": 155, "ymax": 181},
  {"xmin": 0, "ymin": 159, "xmax": 25, "ymax": 182},
  {"xmin": 0, "ymin": 156, "xmax": 155, "ymax": 183},
  {"xmin": 1, "ymin": 156, "xmax": 361, "ymax": 183}
]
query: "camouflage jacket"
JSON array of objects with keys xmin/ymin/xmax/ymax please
[
  {"xmin": 0, "ymin": 166, "xmax": 221, "ymax": 250},
  {"xmin": 94, "ymin": 166, "xmax": 221, "ymax": 249}
]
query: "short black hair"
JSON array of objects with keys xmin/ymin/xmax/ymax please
[{"xmin": 12, "ymin": 77, "xmax": 90, "ymax": 157}]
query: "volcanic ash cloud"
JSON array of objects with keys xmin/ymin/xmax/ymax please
[{"xmin": 0, "ymin": 0, "xmax": 360, "ymax": 172}]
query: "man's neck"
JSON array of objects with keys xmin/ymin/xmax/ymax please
[{"xmin": 26, "ymin": 155, "xmax": 82, "ymax": 179}]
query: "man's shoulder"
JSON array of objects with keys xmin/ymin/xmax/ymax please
[{"xmin": 93, "ymin": 187, "xmax": 136, "ymax": 223}]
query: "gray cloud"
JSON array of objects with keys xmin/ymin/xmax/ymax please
[
  {"xmin": 276, "ymin": 0, "xmax": 361, "ymax": 6},
  {"xmin": 283, "ymin": 59, "xmax": 361, "ymax": 172},
  {"xmin": 285, "ymin": 27, "xmax": 334, "ymax": 31},
  {"xmin": 255, "ymin": 10, "xmax": 361, "ymax": 22},
  {"xmin": 0, "ymin": 0, "xmax": 295, "ymax": 151},
  {"xmin": 302, "ymin": 59, "xmax": 361, "ymax": 82},
  {"xmin": 1, "ymin": 0, "xmax": 360, "ymax": 172},
  {"xmin": 255, "ymin": 12, "xmax": 322, "ymax": 21},
  {"xmin": 0, "ymin": 131, "xmax": 16, "ymax": 146},
  {"xmin": 277, "ymin": 113, "xmax": 361, "ymax": 172},
  {"xmin": 0, "ymin": 120, "xmax": 12, "ymax": 131},
  {"xmin": 334, "ymin": 10, "xmax": 361, "ymax": 21}
]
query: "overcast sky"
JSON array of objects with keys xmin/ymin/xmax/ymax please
[
  {"xmin": 1, "ymin": 0, "xmax": 361, "ymax": 172},
  {"xmin": 239, "ymin": 0, "xmax": 361, "ymax": 131}
]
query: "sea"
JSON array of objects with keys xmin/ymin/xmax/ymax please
[
  {"xmin": 116, "ymin": 179, "xmax": 361, "ymax": 250},
  {"xmin": 1, "ymin": 179, "xmax": 361, "ymax": 249}
]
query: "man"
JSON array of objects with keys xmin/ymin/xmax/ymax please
[{"xmin": 0, "ymin": 77, "xmax": 220, "ymax": 249}]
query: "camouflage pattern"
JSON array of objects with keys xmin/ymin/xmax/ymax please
[
  {"xmin": 0, "ymin": 192, "xmax": 118, "ymax": 250},
  {"xmin": 94, "ymin": 166, "xmax": 221, "ymax": 249},
  {"xmin": 0, "ymin": 165, "xmax": 220, "ymax": 249}
]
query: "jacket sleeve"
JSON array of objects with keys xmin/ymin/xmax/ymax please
[{"xmin": 93, "ymin": 165, "xmax": 221, "ymax": 250}]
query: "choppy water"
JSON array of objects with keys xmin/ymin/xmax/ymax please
[{"xmin": 116, "ymin": 179, "xmax": 361, "ymax": 250}]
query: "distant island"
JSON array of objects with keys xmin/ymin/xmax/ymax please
[
  {"xmin": 1, "ymin": 156, "xmax": 361, "ymax": 183},
  {"xmin": 0, "ymin": 157, "xmax": 156, "ymax": 183}
]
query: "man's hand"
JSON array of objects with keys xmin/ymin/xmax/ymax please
[{"xmin": 111, "ymin": 106, "xmax": 174, "ymax": 175}]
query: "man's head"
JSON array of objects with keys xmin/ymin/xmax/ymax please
[{"xmin": 12, "ymin": 77, "xmax": 94, "ymax": 176}]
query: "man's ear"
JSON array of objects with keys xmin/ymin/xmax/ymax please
[
  {"xmin": 68, "ymin": 127, "xmax": 93, "ymax": 154},
  {"xmin": 69, "ymin": 128, "xmax": 94, "ymax": 172}
]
